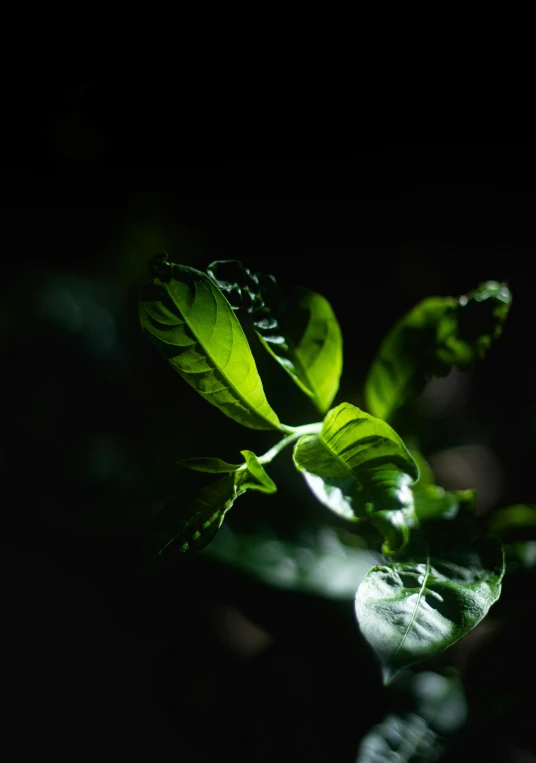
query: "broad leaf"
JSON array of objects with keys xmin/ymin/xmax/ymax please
[
  {"xmin": 147, "ymin": 452, "xmax": 277, "ymax": 558},
  {"xmin": 365, "ymin": 281, "xmax": 511, "ymax": 421},
  {"xmin": 139, "ymin": 255, "xmax": 282, "ymax": 431},
  {"xmin": 293, "ymin": 403, "xmax": 419, "ymax": 551},
  {"xmin": 355, "ymin": 515, "xmax": 504, "ymax": 682},
  {"xmin": 207, "ymin": 260, "xmax": 342, "ymax": 413},
  {"xmin": 177, "ymin": 456, "xmax": 241, "ymax": 473}
]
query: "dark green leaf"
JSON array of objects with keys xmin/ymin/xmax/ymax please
[
  {"xmin": 293, "ymin": 403, "xmax": 419, "ymax": 551},
  {"xmin": 489, "ymin": 504, "xmax": 536, "ymax": 543},
  {"xmin": 177, "ymin": 456, "xmax": 241, "ymax": 473},
  {"xmin": 147, "ymin": 450, "xmax": 277, "ymax": 558},
  {"xmin": 207, "ymin": 260, "xmax": 343, "ymax": 413},
  {"xmin": 355, "ymin": 516, "xmax": 504, "ymax": 682},
  {"xmin": 139, "ymin": 255, "xmax": 282, "ymax": 431},
  {"xmin": 147, "ymin": 475, "xmax": 240, "ymax": 558},
  {"xmin": 365, "ymin": 281, "xmax": 512, "ymax": 421}
]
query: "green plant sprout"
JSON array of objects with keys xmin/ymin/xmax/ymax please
[{"xmin": 139, "ymin": 254, "xmax": 512, "ymax": 683}]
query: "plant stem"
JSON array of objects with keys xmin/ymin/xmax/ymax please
[{"xmin": 257, "ymin": 422, "xmax": 323, "ymax": 465}]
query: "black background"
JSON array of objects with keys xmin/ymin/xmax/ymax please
[{"xmin": 1, "ymin": 83, "xmax": 535, "ymax": 761}]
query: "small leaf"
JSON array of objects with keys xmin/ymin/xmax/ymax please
[
  {"xmin": 207, "ymin": 260, "xmax": 343, "ymax": 413},
  {"xmin": 355, "ymin": 517, "xmax": 504, "ymax": 682},
  {"xmin": 489, "ymin": 504, "xmax": 536, "ymax": 543},
  {"xmin": 177, "ymin": 456, "xmax": 241, "ymax": 473},
  {"xmin": 293, "ymin": 403, "xmax": 418, "ymax": 550},
  {"xmin": 139, "ymin": 255, "xmax": 282, "ymax": 431},
  {"xmin": 365, "ymin": 281, "xmax": 512, "ymax": 421},
  {"xmin": 238, "ymin": 450, "xmax": 277, "ymax": 494}
]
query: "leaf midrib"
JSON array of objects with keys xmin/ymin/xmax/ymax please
[
  {"xmin": 169, "ymin": 275, "xmax": 278, "ymax": 430},
  {"xmin": 391, "ymin": 543, "xmax": 431, "ymax": 663}
]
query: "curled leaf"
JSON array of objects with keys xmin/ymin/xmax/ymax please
[
  {"xmin": 293, "ymin": 403, "xmax": 419, "ymax": 552},
  {"xmin": 207, "ymin": 260, "xmax": 342, "ymax": 413}
]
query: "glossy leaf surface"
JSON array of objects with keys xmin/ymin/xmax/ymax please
[
  {"xmin": 207, "ymin": 260, "xmax": 342, "ymax": 413},
  {"xmin": 293, "ymin": 403, "xmax": 418, "ymax": 550},
  {"xmin": 139, "ymin": 255, "xmax": 282, "ymax": 430},
  {"xmin": 365, "ymin": 281, "xmax": 511, "ymax": 421},
  {"xmin": 355, "ymin": 516, "xmax": 504, "ymax": 682}
]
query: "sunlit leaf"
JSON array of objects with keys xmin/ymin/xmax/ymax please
[
  {"xmin": 355, "ymin": 515, "xmax": 504, "ymax": 682},
  {"xmin": 365, "ymin": 281, "xmax": 512, "ymax": 421},
  {"xmin": 239, "ymin": 450, "xmax": 277, "ymax": 493},
  {"xmin": 207, "ymin": 260, "xmax": 343, "ymax": 413},
  {"xmin": 293, "ymin": 403, "xmax": 419, "ymax": 552},
  {"xmin": 139, "ymin": 255, "xmax": 282, "ymax": 430}
]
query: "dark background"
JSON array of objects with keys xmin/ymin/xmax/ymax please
[{"xmin": 1, "ymin": 84, "xmax": 535, "ymax": 760}]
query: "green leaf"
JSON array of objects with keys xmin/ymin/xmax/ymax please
[
  {"xmin": 239, "ymin": 450, "xmax": 277, "ymax": 493},
  {"xmin": 177, "ymin": 456, "xmax": 241, "ymax": 473},
  {"xmin": 356, "ymin": 713, "xmax": 440, "ymax": 763},
  {"xmin": 207, "ymin": 260, "xmax": 343, "ymax": 413},
  {"xmin": 489, "ymin": 504, "xmax": 536, "ymax": 543},
  {"xmin": 139, "ymin": 255, "xmax": 282, "ymax": 431},
  {"xmin": 146, "ymin": 450, "xmax": 277, "ymax": 558},
  {"xmin": 355, "ymin": 517, "xmax": 504, "ymax": 682},
  {"xmin": 147, "ymin": 475, "xmax": 240, "ymax": 558},
  {"xmin": 293, "ymin": 403, "xmax": 419, "ymax": 551},
  {"xmin": 365, "ymin": 281, "xmax": 512, "ymax": 421}
]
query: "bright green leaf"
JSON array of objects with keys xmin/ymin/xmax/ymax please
[
  {"xmin": 365, "ymin": 281, "xmax": 512, "ymax": 421},
  {"xmin": 293, "ymin": 403, "xmax": 419, "ymax": 552},
  {"xmin": 177, "ymin": 456, "xmax": 241, "ymax": 473},
  {"xmin": 139, "ymin": 255, "xmax": 282, "ymax": 431},
  {"xmin": 355, "ymin": 518, "xmax": 504, "ymax": 682},
  {"xmin": 239, "ymin": 450, "xmax": 277, "ymax": 494},
  {"xmin": 207, "ymin": 260, "xmax": 343, "ymax": 413}
]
